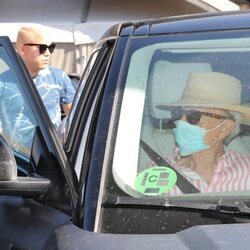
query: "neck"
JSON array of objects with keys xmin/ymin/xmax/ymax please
[
  {"xmin": 29, "ymin": 69, "xmax": 38, "ymax": 78},
  {"xmin": 179, "ymin": 142, "xmax": 225, "ymax": 183}
]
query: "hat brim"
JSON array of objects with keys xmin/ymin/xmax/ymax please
[{"xmin": 156, "ymin": 98, "xmax": 250, "ymax": 121}]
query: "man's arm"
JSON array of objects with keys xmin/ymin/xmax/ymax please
[
  {"xmin": 62, "ymin": 103, "xmax": 72, "ymax": 116},
  {"xmin": 60, "ymin": 70, "xmax": 76, "ymax": 117}
]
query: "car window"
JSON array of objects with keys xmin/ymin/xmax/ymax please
[
  {"xmin": 67, "ymin": 42, "xmax": 114, "ymax": 178},
  {"xmin": 58, "ymin": 49, "xmax": 101, "ymax": 144},
  {"xmin": 0, "ymin": 47, "xmax": 36, "ymax": 156},
  {"xmin": 69, "ymin": 49, "xmax": 99, "ymax": 128},
  {"xmin": 111, "ymin": 32, "xmax": 250, "ymax": 198}
]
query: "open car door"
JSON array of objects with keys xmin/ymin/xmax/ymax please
[{"xmin": 0, "ymin": 36, "xmax": 78, "ymax": 249}]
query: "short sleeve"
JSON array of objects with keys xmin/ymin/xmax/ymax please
[{"xmin": 59, "ymin": 70, "xmax": 76, "ymax": 104}]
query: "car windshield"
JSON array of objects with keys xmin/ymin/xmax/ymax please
[
  {"xmin": 110, "ymin": 31, "xmax": 250, "ymax": 200},
  {"xmin": 0, "ymin": 47, "xmax": 36, "ymax": 156}
]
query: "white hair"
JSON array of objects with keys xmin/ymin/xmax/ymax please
[{"xmin": 224, "ymin": 111, "xmax": 243, "ymax": 145}]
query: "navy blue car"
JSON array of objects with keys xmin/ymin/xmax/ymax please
[{"xmin": 1, "ymin": 10, "xmax": 250, "ymax": 249}]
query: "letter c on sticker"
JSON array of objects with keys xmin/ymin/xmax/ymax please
[{"xmin": 148, "ymin": 175, "xmax": 157, "ymax": 182}]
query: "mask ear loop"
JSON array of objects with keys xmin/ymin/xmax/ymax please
[
  {"xmin": 205, "ymin": 120, "xmax": 226, "ymax": 148},
  {"xmin": 207, "ymin": 119, "xmax": 226, "ymax": 133}
]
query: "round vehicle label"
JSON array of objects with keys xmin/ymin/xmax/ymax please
[{"xmin": 135, "ymin": 166, "xmax": 177, "ymax": 195}]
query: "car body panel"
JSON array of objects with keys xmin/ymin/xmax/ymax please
[
  {"xmin": 0, "ymin": 197, "xmax": 72, "ymax": 249},
  {"xmin": 109, "ymin": 10, "xmax": 250, "ymax": 38},
  {"xmin": 44, "ymin": 223, "xmax": 250, "ymax": 250}
]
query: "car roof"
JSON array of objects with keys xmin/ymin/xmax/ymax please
[{"xmin": 101, "ymin": 10, "xmax": 250, "ymax": 39}]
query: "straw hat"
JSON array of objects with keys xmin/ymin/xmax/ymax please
[{"xmin": 157, "ymin": 72, "xmax": 250, "ymax": 121}]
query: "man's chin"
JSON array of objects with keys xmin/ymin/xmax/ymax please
[
  {"xmin": 42, "ymin": 61, "xmax": 49, "ymax": 66},
  {"xmin": 40, "ymin": 64, "xmax": 49, "ymax": 69}
]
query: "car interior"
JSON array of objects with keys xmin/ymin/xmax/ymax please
[{"xmin": 143, "ymin": 49, "xmax": 250, "ymax": 158}]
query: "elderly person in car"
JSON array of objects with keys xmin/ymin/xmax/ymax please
[{"xmin": 156, "ymin": 72, "xmax": 250, "ymax": 195}]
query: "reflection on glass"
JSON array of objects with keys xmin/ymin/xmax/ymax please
[{"xmin": 0, "ymin": 48, "xmax": 36, "ymax": 155}]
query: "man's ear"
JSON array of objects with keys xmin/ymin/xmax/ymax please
[
  {"xmin": 218, "ymin": 119, "xmax": 235, "ymax": 140},
  {"xmin": 17, "ymin": 44, "xmax": 25, "ymax": 56}
]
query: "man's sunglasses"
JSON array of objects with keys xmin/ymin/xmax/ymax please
[
  {"xmin": 24, "ymin": 43, "xmax": 56, "ymax": 54},
  {"xmin": 171, "ymin": 109, "xmax": 228, "ymax": 125}
]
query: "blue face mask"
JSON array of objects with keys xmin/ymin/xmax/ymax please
[{"xmin": 173, "ymin": 120, "xmax": 222, "ymax": 156}]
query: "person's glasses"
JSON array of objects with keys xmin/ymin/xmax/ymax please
[
  {"xmin": 171, "ymin": 109, "xmax": 228, "ymax": 125},
  {"xmin": 24, "ymin": 43, "xmax": 56, "ymax": 54}
]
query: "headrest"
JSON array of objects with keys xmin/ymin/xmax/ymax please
[{"xmin": 148, "ymin": 60, "xmax": 212, "ymax": 120}]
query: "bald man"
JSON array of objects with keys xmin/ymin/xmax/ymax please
[{"xmin": 16, "ymin": 26, "xmax": 75, "ymax": 128}]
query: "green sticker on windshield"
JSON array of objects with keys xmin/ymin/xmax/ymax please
[{"xmin": 135, "ymin": 166, "xmax": 177, "ymax": 195}]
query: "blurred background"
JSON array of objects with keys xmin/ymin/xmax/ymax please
[{"xmin": 0, "ymin": 0, "xmax": 248, "ymax": 78}]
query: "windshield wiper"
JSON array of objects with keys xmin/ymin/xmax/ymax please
[
  {"xmin": 104, "ymin": 196, "xmax": 250, "ymax": 215},
  {"xmin": 216, "ymin": 199, "xmax": 250, "ymax": 214}
]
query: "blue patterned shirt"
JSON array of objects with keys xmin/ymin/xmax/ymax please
[{"xmin": 33, "ymin": 66, "xmax": 76, "ymax": 128}]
